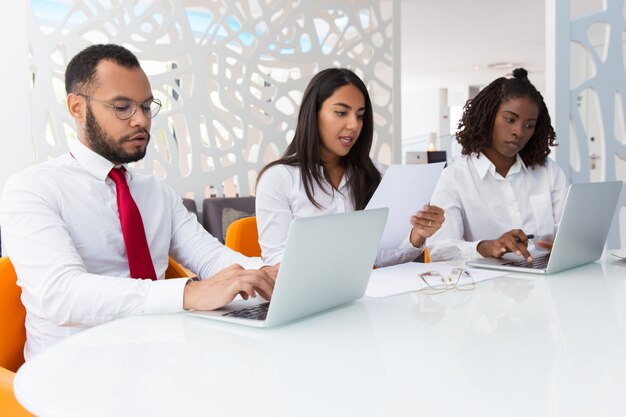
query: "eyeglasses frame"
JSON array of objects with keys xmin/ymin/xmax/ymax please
[
  {"xmin": 76, "ymin": 93, "xmax": 162, "ymax": 120},
  {"xmin": 418, "ymin": 267, "xmax": 476, "ymax": 295}
]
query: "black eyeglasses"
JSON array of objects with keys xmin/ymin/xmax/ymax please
[{"xmin": 77, "ymin": 93, "xmax": 162, "ymax": 120}]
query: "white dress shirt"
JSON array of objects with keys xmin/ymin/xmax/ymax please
[
  {"xmin": 428, "ymin": 153, "xmax": 567, "ymax": 261},
  {"xmin": 255, "ymin": 163, "xmax": 423, "ymax": 267},
  {"xmin": 0, "ymin": 140, "xmax": 262, "ymax": 360}
]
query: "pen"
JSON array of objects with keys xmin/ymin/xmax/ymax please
[{"xmin": 515, "ymin": 234, "xmax": 534, "ymax": 243}]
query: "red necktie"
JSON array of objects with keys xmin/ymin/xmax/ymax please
[{"xmin": 108, "ymin": 167, "xmax": 157, "ymax": 280}]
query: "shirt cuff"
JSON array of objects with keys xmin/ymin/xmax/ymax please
[
  {"xmin": 238, "ymin": 256, "xmax": 266, "ymax": 270},
  {"xmin": 467, "ymin": 241, "xmax": 483, "ymax": 259},
  {"xmin": 400, "ymin": 230, "xmax": 425, "ymax": 251},
  {"xmin": 145, "ymin": 278, "xmax": 189, "ymax": 314}
]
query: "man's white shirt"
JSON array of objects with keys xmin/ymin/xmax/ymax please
[{"xmin": 0, "ymin": 140, "xmax": 262, "ymax": 359}]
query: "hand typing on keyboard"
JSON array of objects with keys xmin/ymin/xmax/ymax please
[
  {"xmin": 183, "ymin": 264, "xmax": 277, "ymax": 311},
  {"xmin": 477, "ymin": 229, "xmax": 534, "ymax": 262}
]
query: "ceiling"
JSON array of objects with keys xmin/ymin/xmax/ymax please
[{"xmin": 400, "ymin": 0, "xmax": 547, "ymax": 92}]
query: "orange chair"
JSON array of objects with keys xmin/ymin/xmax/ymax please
[
  {"xmin": 0, "ymin": 258, "xmax": 26, "ymax": 373},
  {"xmin": 224, "ymin": 216, "xmax": 262, "ymax": 257},
  {"xmin": 0, "ymin": 366, "xmax": 33, "ymax": 417},
  {"xmin": 423, "ymin": 247, "xmax": 430, "ymax": 263},
  {"xmin": 0, "ymin": 255, "xmax": 187, "ymax": 417},
  {"xmin": 165, "ymin": 257, "xmax": 191, "ymax": 279},
  {"xmin": 0, "ymin": 257, "xmax": 35, "ymax": 416}
]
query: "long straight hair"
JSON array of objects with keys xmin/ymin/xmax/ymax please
[{"xmin": 258, "ymin": 68, "xmax": 381, "ymax": 209}]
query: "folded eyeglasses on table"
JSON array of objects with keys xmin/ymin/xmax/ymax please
[{"xmin": 418, "ymin": 267, "xmax": 476, "ymax": 295}]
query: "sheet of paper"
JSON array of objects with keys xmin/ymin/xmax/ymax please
[
  {"xmin": 365, "ymin": 163, "xmax": 446, "ymax": 251},
  {"xmin": 365, "ymin": 262, "xmax": 509, "ymax": 298}
]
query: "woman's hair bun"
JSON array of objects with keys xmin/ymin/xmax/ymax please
[{"xmin": 512, "ymin": 68, "xmax": 528, "ymax": 80}]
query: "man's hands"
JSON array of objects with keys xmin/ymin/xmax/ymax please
[
  {"xmin": 409, "ymin": 204, "xmax": 445, "ymax": 248},
  {"xmin": 183, "ymin": 264, "xmax": 278, "ymax": 311},
  {"xmin": 260, "ymin": 263, "xmax": 279, "ymax": 281},
  {"xmin": 477, "ymin": 229, "xmax": 534, "ymax": 261}
]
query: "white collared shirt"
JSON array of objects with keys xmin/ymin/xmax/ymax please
[
  {"xmin": 428, "ymin": 153, "xmax": 567, "ymax": 261},
  {"xmin": 0, "ymin": 140, "xmax": 262, "ymax": 360},
  {"xmin": 255, "ymin": 163, "xmax": 423, "ymax": 267}
]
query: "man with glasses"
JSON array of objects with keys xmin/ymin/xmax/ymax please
[{"xmin": 0, "ymin": 44, "xmax": 277, "ymax": 360}]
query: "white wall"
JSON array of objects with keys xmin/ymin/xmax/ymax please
[
  {"xmin": 401, "ymin": 87, "xmax": 440, "ymax": 141},
  {"xmin": 0, "ymin": 1, "xmax": 31, "ymax": 192},
  {"xmin": 401, "ymin": 87, "xmax": 449, "ymax": 150},
  {"xmin": 401, "ymin": 87, "xmax": 451, "ymax": 162}
]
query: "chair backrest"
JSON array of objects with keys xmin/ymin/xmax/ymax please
[
  {"xmin": 224, "ymin": 216, "xmax": 262, "ymax": 257},
  {"xmin": 182, "ymin": 197, "xmax": 199, "ymax": 221},
  {"xmin": 0, "ymin": 365, "xmax": 34, "ymax": 416},
  {"xmin": 202, "ymin": 196, "xmax": 255, "ymax": 243},
  {"xmin": 0, "ymin": 257, "xmax": 26, "ymax": 373},
  {"xmin": 165, "ymin": 257, "xmax": 191, "ymax": 279}
]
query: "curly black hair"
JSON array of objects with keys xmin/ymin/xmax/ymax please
[
  {"xmin": 455, "ymin": 68, "xmax": 557, "ymax": 167},
  {"xmin": 65, "ymin": 44, "xmax": 140, "ymax": 94}
]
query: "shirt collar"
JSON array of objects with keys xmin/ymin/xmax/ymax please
[
  {"xmin": 470, "ymin": 152, "xmax": 528, "ymax": 179},
  {"xmin": 509, "ymin": 154, "xmax": 529, "ymax": 175},
  {"xmin": 69, "ymin": 140, "xmax": 129, "ymax": 182},
  {"xmin": 469, "ymin": 152, "xmax": 492, "ymax": 179}
]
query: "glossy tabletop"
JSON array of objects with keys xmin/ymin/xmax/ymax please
[{"xmin": 15, "ymin": 255, "xmax": 626, "ymax": 417}]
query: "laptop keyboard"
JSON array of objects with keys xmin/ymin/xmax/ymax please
[
  {"xmin": 503, "ymin": 253, "xmax": 550, "ymax": 269},
  {"xmin": 222, "ymin": 302, "xmax": 270, "ymax": 320}
]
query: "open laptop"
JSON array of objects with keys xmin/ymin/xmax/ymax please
[
  {"xmin": 187, "ymin": 208, "xmax": 388, "ymax": 327},
  {"xmin": 466, "ymin": 181, "xmax": 623, "ymax": 275}
]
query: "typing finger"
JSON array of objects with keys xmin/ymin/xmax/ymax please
[
  {"xmin": 239, "ymin": 271, "xmax": 275, "ymax": 300},
  {"xmin": 502, "ymin": 236, "xmax": 532, "ymax": 261}
]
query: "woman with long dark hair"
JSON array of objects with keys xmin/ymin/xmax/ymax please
[{"xmin": 256, "ymin": 68, "xmax": 444, "ymax": 267}]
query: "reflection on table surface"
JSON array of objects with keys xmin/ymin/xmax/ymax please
[{"xmin": 15, "ymin": 256, "xmax": 626, "ymax": 417}]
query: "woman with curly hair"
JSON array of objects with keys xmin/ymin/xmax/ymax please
[
  {"xmin": 256, "ymin": 68, "xmax": 445, "ymax": 267},
  {"xmin": 428, "ymin": 68, "xmax": 567, "ymax": 261}
]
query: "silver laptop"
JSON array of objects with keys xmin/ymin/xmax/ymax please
[
  {"xmin": 187, "ymin": 208, "xmax": 388, "ymax": 327},
  {"xmin": 466, "ymin": 181, "xmax": 622, "ymax": 274}
]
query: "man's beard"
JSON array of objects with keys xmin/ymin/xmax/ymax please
[{"xmin": 85, "ymin": 105, "xmax": 150, "ymax": 164}]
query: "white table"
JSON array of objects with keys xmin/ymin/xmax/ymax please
[{"xmin": 15, "ymin": 255, "xmax": 626, "ymax": 417}]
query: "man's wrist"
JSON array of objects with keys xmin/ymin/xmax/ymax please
[{"xmin": 183, "ymin": 279, "xmax": 200, "ymax": 310}]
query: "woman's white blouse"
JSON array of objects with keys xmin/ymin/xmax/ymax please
[
  {"xmin": 428, "ymin": 153, "xmax": 567, "ymax": 261},
  {"xmin": 255, "ymin": 163, "xmax": 423, "ymax": 267}
]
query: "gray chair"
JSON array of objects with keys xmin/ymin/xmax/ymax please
[
  {"xmin": 202, "ymin": 197, "xmax": 255, "ymax": 243},
  {"xmin": 182, "ymin": 198, "xmax": 198, "ymax": 220}
]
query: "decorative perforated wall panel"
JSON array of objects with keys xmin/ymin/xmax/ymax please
[
  {"xmin": 28, "ymin": 0, "xmax": 396, "ymax": 206},
  {"xmin": 560, "ymin": 0, "xmax": 626, "ymax": 247}
]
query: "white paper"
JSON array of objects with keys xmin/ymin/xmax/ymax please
[
  {"xmin": 611, "ymin": 249, "xmax": 626, "ymax": 260},
  {"xmin": 365, "ymin": 262, "xmax": 508, "ymax": 298},
  {"xmin": 365, "ymin": 163, "xmax": 446, "ymax": 250}
]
